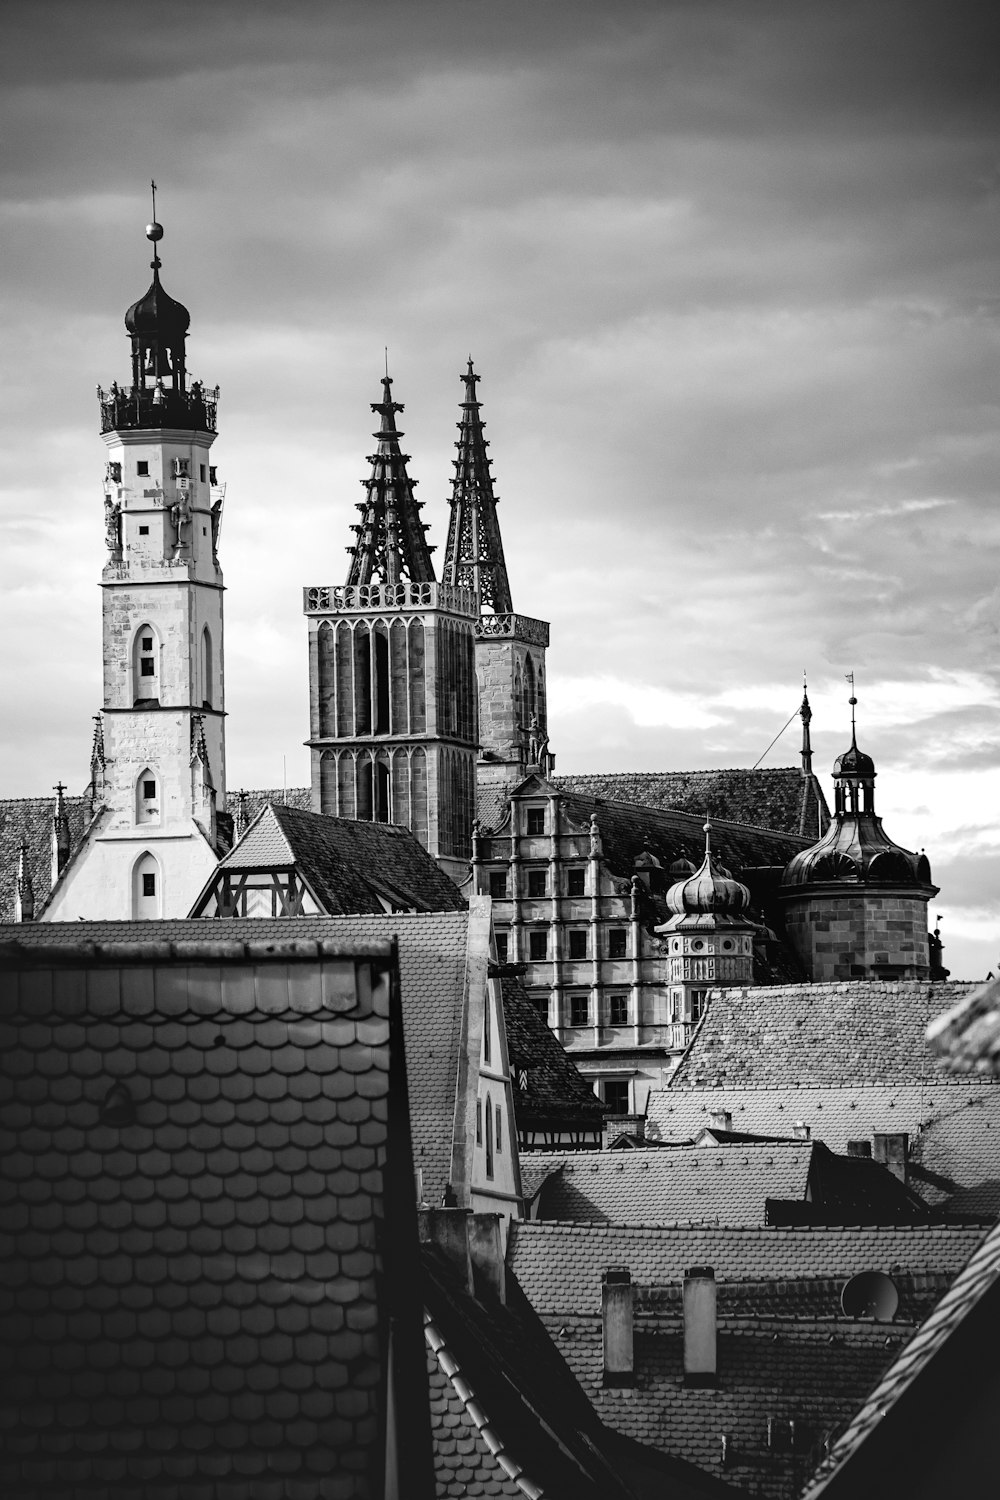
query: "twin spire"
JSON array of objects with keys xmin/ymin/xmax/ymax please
[{"xmin": 344, "ymin": 360, "xmax": 514, "ymax": 613}]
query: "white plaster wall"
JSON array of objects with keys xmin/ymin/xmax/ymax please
[{"xmin": 42, "ymin": 824, "xmax": 220, "ymax": 921}]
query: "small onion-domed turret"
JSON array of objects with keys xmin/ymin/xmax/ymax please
[{"xmin": 663, "ymin": 820, "xmax": 751, "ymax": 924}]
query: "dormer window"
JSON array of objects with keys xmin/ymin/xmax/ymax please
[{"xmin": 526, "ymin": 807, "xmax": 545, "ymax": 835}]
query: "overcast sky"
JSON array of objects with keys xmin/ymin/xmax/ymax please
[{"xmin": 1, "ymin": 0, "xmax": 997, "ymax": 976}]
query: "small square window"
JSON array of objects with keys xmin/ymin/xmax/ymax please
[
  {"xmin": 202, "ymin": 527, "xmax": 207, "ymax": 536},
  {"xmin": 604, "ymin": 1080, "xmax": 630, "ymax": 1114},
  {"xmin": 142, "ymin": 872, "xmax": 156, "ymax": 897},
  {"xmin": 142, "ymin": 636, "xmax": 153, "ymax": 650},
  {"xmin": 140, "ymin": 659, "xmax": 155, "ymax": 676},
  {"xmin": 567, "ymin": 868, "xmax": 586, "ymax": 897},
  {"xmin": 529, "ymin": 930, "xmax": 547, "ymax": 961},
  {"xmin": 569, "ymin": 995, "xmax": 589, "ymax": 1027},
  {"xmin": 526, "ymin": 807, "xmax": 545, "ymax": 835},
  {"xmin": 494, "ymin": 931, "xmax": 508, "ymax": 964},
  {"xmin": 527, "ymin": 869, "xmax": 546, "ymax": 898},
  {"xmin": 138, "ymin": 525, "xmax": 149, "ymax": 536},
  {"xmin": 143, "ymin": 780, "xmax": 156, "ymax": 799},
  {"xmin": 608, "ymin": 928, "xmax": 628, "ymax": 959},
  {"xmin": 609, "ymin": 993, "xmax": 628, "ymax": 1026},
  {"xmin": 568, "ymin": 929, "xmax": 588, "ymax": 959},
  {"xmin": 489, "ymin": 871, "xmax": 508, "ymax": 899},
  {"xmin": 137, "ymin": 461, "xmax": 149, "ymax": 476}
]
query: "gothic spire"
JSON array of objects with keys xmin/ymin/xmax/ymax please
[
  {"xmin": 442, "ymin": 359, "xmax": 513, "ymax": 614},
  {"xmin": 799, "ymin": 676, "xmax": 813, "ymax": 778},
  {"xmin": 15, "ymin": 842, "xmax": 34, "ymax": 923},
  {"xmin": 346, "ymin": 375, "xmax": 436, "ymax": 586}
]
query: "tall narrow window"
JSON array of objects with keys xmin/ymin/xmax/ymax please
[
  {"xmin": 132, "ymin": 623, "xmax": 160, "ymax": 705},
  {"xmin": 202, "ymin": 627, "xmax": 213, "ymax": 708},
  {"xmin": 135, "ymin": 768, "xmax": 160, "ymax": 825},
  {"xmin": 132, "ymin": 851, "xmax": 162, "ymax": 918},
  {"xmin": 495, "ymin": 1102, "xmax": 502, "ymax": 1155},
  {"xmin": 483, "ymin": 999, "xmax": 491, "ymax": 1066},
  {"xmin": 375, "ymin": 760, "xmax": 390, "ymax": 823},
  {"xmin": 485, "ymin": 1093, "xmax": 494, "ymax": 1179},
  {"xmin": 374, "ymin": 628, "xmax": 390, "ymax": 734}
]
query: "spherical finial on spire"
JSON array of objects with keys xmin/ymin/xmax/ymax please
[{"xmin": 146, "ymin": 221, "xmax": 164, "ymax": 243}]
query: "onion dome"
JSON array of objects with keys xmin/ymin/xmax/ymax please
[
  {"xmin": 832, "ymin": 735, "xmax": 876, "ymax": 781},
  {"xmin": 663, "ymin": 821, "xmax": 751, "ymax": 919},
  {"xmin": 125, "ymin": 266, "xmax": 190, "ymax": 340}
]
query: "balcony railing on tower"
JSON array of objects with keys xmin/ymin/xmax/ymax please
[{"xmin": 98, "ymin": 383, "xmax": 219, "ymax": 435}]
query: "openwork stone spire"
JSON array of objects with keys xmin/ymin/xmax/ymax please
[
  {"xmin": 442, "ymin": 360, "xmax": 513, "ymax": 614},
  {"xmin": 346, "ymin": 376, "xmax": 436, "ymax": 586}
]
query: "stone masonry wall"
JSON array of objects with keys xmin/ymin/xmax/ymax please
[{"xmin": 783, "ymin": 891, "xmax": 931, "ymax": 981}]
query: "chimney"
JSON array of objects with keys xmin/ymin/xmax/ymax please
[
  {"xmin": 601, "ymin": 1268, "xmax": 635, "ymax": 1387},
  {"xmin": 847, "ymin": 1140, "xmax": 872, "ymax": 1158},
  {"xmin": 417, "ymin": 1208, "xmax": 473, "ymax": 1294},
  {"xmin": 468, "ymin": 1213, "xmax": 506, "ymax": 1304},
  {"xmin": 683, "ymin": 1266, "xmax": 717, "ymax": 1387},
  {"xmin": 873, "ymin": 1133, "xmax": 909, "ymax": 1184},
  {"xmin": 709, "ymin": 1109, "xmax": 732, "ymax": 1133},
  {"xmin": 792, "ymin": 1121, "xmax": 811, "ymax": 1140}
]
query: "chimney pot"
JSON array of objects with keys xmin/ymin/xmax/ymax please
[
  {"xmin": 601, "ymin": 1267, "xmax": 635, "ymax": 1387},
  {"xmin": 709, "ymin": 1109, "xmax": 732, "ymax": 1133},
  {"xmin": 683, "ymin": 1265, "xmax": 717, "ymax": 1386},
  {"xmin": 793, "ymin": 1120, "xmax": 810, "ymax": 1140},
  {"xmin": 873, "ymin": 1132, "xmax": 909, "ymax": 1184}
]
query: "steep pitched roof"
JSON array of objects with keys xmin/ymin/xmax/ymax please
[
  {"xmin": 0, "ymin": 931, "xmax": 435, "ymax": 1498},
  {"xmin": 647, "ymin": 1079, "xmax": 1000, "ymax": 1207},
  {"xmin": 0, "ymin": 911, "xmax": 473, "ymax": 1209},
  {"xmin": 500, "ymin": 973, "xmax": 607, "ymax": 1134},
  {"xmin": 508, "ymin": 1222, "xmax": 989, "ymax": 1314},
  {"xmin": 552, "ymin": 767, "xmax": 830, "ymax": 840},
  {"xmin": 801, "ymin": 1218, "xmax": 1000, "ymax": 1498},
  {"xmin": 227, "ymin": 786, "xmax": 311, "ymax": 828},
  {"xmin": 0, "ymin": 794, "xmax": 91, "ymax": 921},
  {"xmin": 926, "ymin": 974, "xmax": 1000, "ymax": 1075},
  {"xmin": 669, "ymin": 981, "xmax": 980, "ymax": 1089},
  {"xmin": 203, "ymin": 801, "xmax": 467, "ymax": 915},
  {"xmin": 526, "ymin": 1144, "xmax": 816, "ymax": 1226}
]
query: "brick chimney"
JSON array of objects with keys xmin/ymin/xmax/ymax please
[
  {"xmin": 709, "ymin": 1109, "xmax": 732, "ymax": 1133},
  {"xmin": 601, "ymin": 1268, "xmax": 635, "ymax": 1387},
  {"xmin": 792, "ymin": 1121, "xmax": 811, "ymax": 1140},
  {"xmin": 873, "ymin": 1132, "xmax": 909, "ymax": 1184},
  {"xmin": 683, "ymin": 1266, "xmax": 717, "ymax": 1387}
]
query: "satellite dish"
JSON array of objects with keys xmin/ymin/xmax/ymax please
[{"xmin": 841, "ymin": 1271, "xmax": 899, "ymax": 1321}]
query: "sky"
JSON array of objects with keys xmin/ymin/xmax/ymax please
[{"xmin": 1, "ymin": 0, "xmax": 997, "ymax": 977}]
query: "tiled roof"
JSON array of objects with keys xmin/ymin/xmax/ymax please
[
  {"xmin": 210, "ymin": 801, "xmax": 468, "ymax": 915},
  {"xmin": 526, "ymin": 1144, "xmax": 815, "ymax": 1226},
  {"xmin": 0, "ymin": 911, "xmax": 472, "ymax": 1210},
  {"xmin": 0, "ymin": 933, "xmax": 434, "ymax": 1498},
  {"xmin": 500, "ymin": 974, "xmax": 607, "ymax": 1132},
  {"xmin": 508, "ymin": 1222, "xmax": 989, "ymax": 1315},
  {"xmin": 669, "ymin": 981, "xmax": 980, "ymax": 1089},
  {"xmin": 552, "ymin": 768, "xmax": 830, "ymax": 840},
  {"xmin": 228, "ymin": 786, "xmax": 311, "ymax": 824},
  {"xmin": 0, "ymin": 794, "xmax": 90, "ymax": 922},
  {"xmin": 647, "ymin": 1080, "xmax": 1000, "ymax": 1207},
  {"xmin": 926, "ymin": 974, "xmax": 1000, "ymax": 1075},
  {"xmin": 801, "ymin": 1217, "xmax": 1000, "ymax": 1498}
]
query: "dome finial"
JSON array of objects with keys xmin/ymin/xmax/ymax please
[
  {"xmin": 703, "ymin": 815, "xmax": 712, "ymax": 853},
  {"xmin": 846, "ymin": 670, "xmax": 858, "ymax": 741},
  {"xmin": 145, "ymin": 178, "xmax": 164, "ymax": 270}
]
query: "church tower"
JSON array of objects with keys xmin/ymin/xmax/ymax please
[
  {"xmin": 305, "ymin": 376, "xmax": 479, "ymax": 884},
  {"xmin": 442, "ymin": 362, "xmax": 552, "ymax": 804},
  {"xmin": 42, "ymin": 204, "xmax": 228, "ymax": 920}
]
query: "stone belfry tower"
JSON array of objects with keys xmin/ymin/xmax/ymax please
[
  {"xmin": 43, "ymin": 201, "xmax": 229, "ymax": 921},
  {"xmin": 442, "ymin": 361, "xmax": 551, "ymax": 808},
  {"xmin": 304, "ymin": 375, "xmax": 479, "ymax": 883}
]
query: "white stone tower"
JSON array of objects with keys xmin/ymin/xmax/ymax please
[{"xmin": 43, "ymin": 204, "xmax": 229, "ymax": 920}]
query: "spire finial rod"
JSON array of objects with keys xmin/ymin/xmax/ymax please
[
  {"xmin": 846, "ymin": 671, "xmax": 857, "ymax": 739},
  {"xmin": 703, "ymin": 814, "xmax": 712, "ymax": 854}
]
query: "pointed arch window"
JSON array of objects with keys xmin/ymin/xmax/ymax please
[
  {"xmin": 133, "ymin": 623, "xmax": 160, "ymax": 705},
  {"xmin": 201, "ymin": 626, "xmax": 213, "ymax": 708},
  {"xmin": 132, "ymin": 851, "xmax": 162, "ymax": 919},
  {"xmin": 135, "ymin": 768, "xmax": 160, "ymax": 825}
]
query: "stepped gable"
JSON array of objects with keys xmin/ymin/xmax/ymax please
[
  {"xmin": 553, "ymin": 767, "xmax": 829, "ymax": 840},
  {"xmin": 500, "ymin": 973, "xmax": 607, "ymax": 1137},
  {"xmin": 508, "ymin": 1221, "xmax": 989, "ymax": 1314},
  {"xmin": 669, "ymin": 981, "xmax": 979, "ymax": 1090},
  {"xmin": 647, "ymin": 1080, "xmax": 1000, "ymax": 1208},
  {"xmin": 0, "ymin": 795, "xmax": 90, "ymax": 921},
  {"xmin": 524, "ymin": 1144, "xmax": 815, "ymax": 1226},
  {"xmin": 207, "ymin": 801, "xmax": 467, "ymax": 915},
  {"xmin": 802, "ymin": 1217, "xmax": 1000, "ymax": 1498},
  {"xmin": 0, "ymin": 911, "xmax": 471, "ymax": 1209},
  {"xmin": 0, "ymin": 927, "xmax": 433, "ymax": 1498}
]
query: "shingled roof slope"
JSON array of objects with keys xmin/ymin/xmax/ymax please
[
  {"xmin": 212, "ymin": 801, "xmax": 467, "ymax": 915},
  {"xmin": 0, "ymin": 935, "xmax": 434, "ymax": 1498},
  {"xmin": 802, "ymin": 1218, "xmax": 1000, "ymax": 1499},
  {"xmin": 508, "ymin": 1222, "xmax": 988, "ymax": 1314},
  {"xmin": 927, "ymin": 973, "xmax": 1000, "ymax": 1075},
  {"xmin": 669, "ymin": 981, "xmax": 980, "ymax": 1089},
  {"xmin": 552, "ymin": 767, "xmax": 830, "ymax": 839},
  {"xmin": 500, "ymin": 973, "xmax": 606, "ymax": 1132},
  {"xmin": 526, "ymin": 1144, "xmax": 815, "ymax": 1226},
  {"xmin": 0, "ymin": 912, "xmax": 472, "ymax": 1209},
  {"xmin": 647, "ymin": 1080, "xmax": 1000, "ymax": 1208},
  {"xmin": 0, "ymin": 794, "xmax": 90, "ymax": 922},
  {"xmin": 227, "ymin": 786, "xmax": 311, "ymax": 826}
]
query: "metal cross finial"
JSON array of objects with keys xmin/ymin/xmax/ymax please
[
  {"xmin": 54, "ymin": 781, "xmax": 67, "ymax": 796},
  {"xmin": 845, "ymin": 671, "xmax": 857, "ymax": 732},
  {"xmin": 151, "ymin": 179, "xmax": 157, "ymax": 219}
]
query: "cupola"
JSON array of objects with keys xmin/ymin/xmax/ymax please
[{"xmin": 661, "ymin": 821, "xmax": 751, "ymax": 928}]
